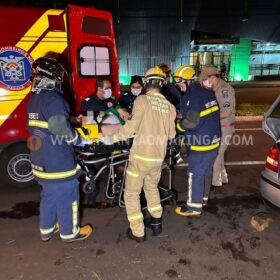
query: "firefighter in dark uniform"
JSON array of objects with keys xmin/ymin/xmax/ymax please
[
  {"xmin": 80, "ymin": 78, "xmax": 129, "ymax": 120},
  {"xmin": 158, "ymin": 64, "xmax": 181, "ymax": 108},
  {"xmin": 27, "ymin": 57, "xmax": 92, "ymax": 242},
  {"xmin": 174, "ymin": 66, "xmax": 221, "ymax": 216},
  {"xmin": 119, "ymin": 75, "xmax": 144, "ymax": 114}
]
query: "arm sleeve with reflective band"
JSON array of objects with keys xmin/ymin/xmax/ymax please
[
  {"xmin": 110, "ymin": 97, "xmax": 144, "ymax": 142},
  {"xmin": 47, "ymin": 96, "xmax": 81, "ymax": 145},
  {"xmin": 178, "ymin": 91, "xmax": 201, "ymax": 131},
  {"xmin": 169, "ymin": 105, "xmax": 177, "ymax": 140},
  {"xmin": 180, "ymin": 111, "xmax": 200, "ymax": 130}
]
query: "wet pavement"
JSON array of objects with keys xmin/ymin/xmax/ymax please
[{"xmin": 1, "ymin": 164, "xmax": 280, "ymax": 280}]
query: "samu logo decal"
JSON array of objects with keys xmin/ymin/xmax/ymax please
[{"xmin": 0, "ymin": 46, "xmax": 33, "ymax": 91}]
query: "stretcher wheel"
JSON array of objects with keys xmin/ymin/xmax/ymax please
[{"xmin": 82, "ymin": 180, "xmax": 97, "ymax": 194}]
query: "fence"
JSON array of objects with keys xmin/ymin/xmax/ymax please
[{"xmin": 118, "ymin": 57, "xmax": 280, "ymax": 83}]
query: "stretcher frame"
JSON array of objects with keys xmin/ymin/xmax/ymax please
[{"xmin": 76, "ymin": 142, "xmax": 178, "ymax": 209}]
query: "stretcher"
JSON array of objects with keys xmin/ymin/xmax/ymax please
[
  {"xmin": 75, "ymin": 111, "xmax": 182, "ymax": 208},
  {"xmin": 75, "ymin": 137, "xmax": 180, "ymax": 208}
]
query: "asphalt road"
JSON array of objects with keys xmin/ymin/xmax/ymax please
[
  {"xmin": 232, "ymin": 81, "xmax": 280, "ymax": 105},
  {"xmin": 0, "ymin": 120, "xmax": 279, "ymax": 280}
]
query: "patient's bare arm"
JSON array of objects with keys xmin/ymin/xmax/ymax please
[{"xmin": 102, "ymin": 124, "xmax": 122, "ymax": 137}]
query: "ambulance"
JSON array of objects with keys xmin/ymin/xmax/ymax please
[{"xmin": 0, "ymin": 5, "xmax": 119, "ymax": 188}]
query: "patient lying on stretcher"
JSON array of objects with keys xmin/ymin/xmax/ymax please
[{"xmin": 76, "ymin": 108, "xmax": 131, "ymax": 151}]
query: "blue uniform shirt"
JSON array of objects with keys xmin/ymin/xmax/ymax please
[
  {"xmin": 178, "ymin": 82, "xmax": 221, "ymax": 151},
  {"xmin": 27, "ymin": 89, "xmax": 82, "ymax": 183}
]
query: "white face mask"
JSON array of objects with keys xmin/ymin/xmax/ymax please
[
  {"xmin": 103, "ymin": 88, "xmax": 112, "ymax": 99},
  {"xmin": 202, "ymin": 79, "xmax": 212, "ymax": 89},
  {"xmin": 131, "ymin": 88, "xmax": 142, "ymax": 96}
]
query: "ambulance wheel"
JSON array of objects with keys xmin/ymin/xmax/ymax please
[{"xmin": 0, "ymin": 142, "xmax": 36, "ymax": 188}]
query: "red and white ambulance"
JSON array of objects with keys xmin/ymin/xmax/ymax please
[{"xmin": 0, "ymin": 5, "xmax": 119, "ymax": 187}]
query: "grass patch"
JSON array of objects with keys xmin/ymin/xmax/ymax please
[{"xmin": 236, "ymin": 103, "xmax": 270, "ymax": 116}]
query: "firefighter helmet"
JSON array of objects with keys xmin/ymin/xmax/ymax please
[
  {"xmin": 30, "ymin": 57, "xmax": 65, "ymax": 82},
  {"xmin": 144, "ymin": 66, "xmax": 166, "ymax": 87},
  {"xmin": 173, "ymin": 65, "xmax": 196, "ymax": 84},
  {"xmin": 30, "ymin": 57, "xmax": 66, "ymax": 93}
]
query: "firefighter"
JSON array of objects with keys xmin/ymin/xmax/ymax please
[
  {"xmin": 80, "ymin": 78, "xmax": 129, "ymax": 120},
  {"xmin": 174, "ymin": 66, "xmax": 221, "ymax": 216},
  {"xmin": 27, "ymin": 57, "xmax": 92, "ymax": 242},
  {"xmin": 159, "ymin": 63, "xmax": 181, "ymax": 108},
  {"xmin": 119, "ymin": 75, "xmax": 144, "ymax": 114},
  {"xmin": 173, "ymin": 65, "xmax": 196, "ymax": 95},
  {"xmin": 205, "ymin": 67, "xmax": 236, "ymax": 187},
  {"xmin": 106, "ymin": 66, "xmax": 176, "ymax": 242}
]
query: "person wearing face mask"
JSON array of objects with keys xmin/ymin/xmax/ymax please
[
  {"xmin": 119, "ymin": 75, "xmax": 144, "ymax": 114},
  {"xmin": 158, "ymin": 64, "xmax": 181, "ymax": 108},
  {"xmin": 173, "ymin": 65, "xmax": 196, "ymax": 96},
  {"xmin": 79, "ymin": 78, "xmax": 129, "ymax": 206},
  {"xmin": 80, "ymin": 78, "xmax": 129, "ymax": 121},
  {"xmin": 204, "ymin": 67, "xmax": 236, "ymax": 187},
  {"xmin": 174, "ymin": 66, "xmax": 221, "ymax": 217}
]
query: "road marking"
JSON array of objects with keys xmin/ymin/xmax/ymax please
[
  {"xmin": 177, "ymin": 161, "xmax": 264, "ymax": 167},
  {"xmin": 235, "ymin": 128, "xmax": 263, "ymax": 131}
]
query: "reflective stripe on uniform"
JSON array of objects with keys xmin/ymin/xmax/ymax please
[
  {"xmin": 148, "ymin": 204, "xmax": 162, "ymax": 213},
  {"xmin": 128, "ymin": 213, "xmax": 144, "ymax": 222},
  {"xmin": 200, "ymin": 105, "xmax": 219, "ymax": 117},
  {"xmin": 40, "ymin": 225, "xmax": 56, "ymax": 235},
  {"xmin": 176, "ymin": 122, "xmax": 185, "ymax": 132},
  {"xmin": 187, "ymin": 172, "xmax": 193, "ymax": 204},
  {"xmin": 72, "ymin": 201, "xmax": 78, "ymax": 234},
  {"xmin": 32, "ymin": 164, "xmax": 81, "ymax": 179},
  {"xmin": 187, "ymin": 202, "xmax": 203, "ymax": 209},
  {"xmin": 60, "ymin": 227, "xmax": 80, "ymax": 240},
  {"xmin": 133, "ymin": 154, "xmax": 163, "ymax": 163},
  {"xmin": 203, "ymin": 197, "xmax": 209, "ymax": 202},
  {"xmin": 126, "ymin": 169, "xmax": 139, "ymax": 178},
  {"xmin": 28, "ymin": 120, "xmax": 48, "ymax": 129},
  {"xmin": 190, "ymin": 142, "xmax": 219, "ymax": 152}
]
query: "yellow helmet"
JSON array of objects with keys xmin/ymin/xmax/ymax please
[
  {"xmin": 144, "ymin": 66, "xmax": 166, "ymax": 86},
  {"xmin": 173, "ymin": 65, "xmax": 196, "ymax": 84}
]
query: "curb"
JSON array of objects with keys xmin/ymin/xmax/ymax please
[{"xmin": 235, "ymin": 116, "xmax": 263, "ymax": 122}]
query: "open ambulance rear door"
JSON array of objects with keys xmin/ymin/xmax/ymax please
[{"xmin": 66, "ymin": 4, "xmax": 120, "ymax": 113}]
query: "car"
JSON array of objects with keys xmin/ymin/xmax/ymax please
[{"xmin": 261, "ymin": 96, "xmax": 280, "ymax": 214}]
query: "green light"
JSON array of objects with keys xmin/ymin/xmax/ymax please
[
  {"xmin": 229, "ymin": 38, "xmax": 251, "ymax": 81},
  {"xmin": 119, "ymin": 75, "xmax": 131, "ymax": 85},
  {"xmin": 234, "ymin": 74, "xmax": 242, "ymax": 81}
]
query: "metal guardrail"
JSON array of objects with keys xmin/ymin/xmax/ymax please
[{"xmin": 249, "ymin": 64, "xmax": 280, "ymax": 76}]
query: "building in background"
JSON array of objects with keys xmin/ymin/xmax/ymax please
[{"xmin": 6, "ymin": 0, "xmax": 280, "ymax": 83}]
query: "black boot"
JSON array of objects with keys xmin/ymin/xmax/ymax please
[
  {"xmin": 149, "ymin": 217, "xmax": 162, "ymax": 236},
  {"xmin": 126, "ymin": 228, "xmax": 146, "ymax": 243}
]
